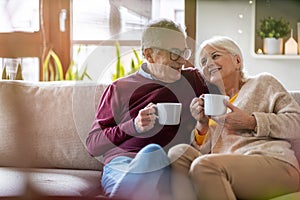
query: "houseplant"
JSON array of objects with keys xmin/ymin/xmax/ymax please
[
  {"xmin": 2, "ymin": 63, "xmax": 23, "ymax": 80},
  {"xmin": 42, "ymin": 47, "xmax": 92, "ymax": 81},
  {"xmin": 257, "ymin": 17, "xmax": 291, "ymax": 54},
  {"xmin": 112, "ymin": 41, "xmax": 143, "ymax": 81}
]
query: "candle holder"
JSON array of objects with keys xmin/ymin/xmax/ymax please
[{"xmin": 284, "ymin": 29, "xmax": 298, "ymax": 55}]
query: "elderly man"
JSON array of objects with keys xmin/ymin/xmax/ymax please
[{"xmin": 86, "ymin": 18, "xmax": 215, "ymax": 200}]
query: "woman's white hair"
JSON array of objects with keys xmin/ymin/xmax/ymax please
[{"xmin": 199, "ymin": 36, "xmax": 247, "ymax": 82}]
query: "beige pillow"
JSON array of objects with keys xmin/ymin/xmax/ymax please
[{"xmin": 0, "ymin": 80, "xmax": 106, "ymax": 170}]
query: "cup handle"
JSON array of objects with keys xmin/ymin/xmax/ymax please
[{"xmin": 152, "ymin": 105, "xmax": 159, "ymax": 119}]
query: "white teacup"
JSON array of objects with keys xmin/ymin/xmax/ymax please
[
  {"xmin": 157, "ymin": 103, "xmax": 182, "ymax": 125},
  {"xmin": 201, "ymin": 94, "xmax": 229, "ymax": 116}
]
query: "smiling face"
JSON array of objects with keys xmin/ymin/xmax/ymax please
[
  {"xmin": 199, "ymin": 45, "xmax": 242, "ymax": 93},
  {"xmin": 144, "ymin": 30, "xmax": 188, "ymax": 83},
  {"xmin": 145, "ymin": 47, "xmax": 186, "ymax": 83}
]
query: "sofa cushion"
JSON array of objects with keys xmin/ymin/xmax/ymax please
[
  {"xmin": 0, "ymin": 80, "xmax": 106, "ymax": 170},
  {"xmin": 290, "ymin": 91, "xmax": 300, "ymax": 106},
  {"xmin": 0, "ymin": 167, "xmax": 103, "ymax": 197}
]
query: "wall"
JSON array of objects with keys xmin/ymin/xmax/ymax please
[{"xmin": 196, "ymin": 0, "xmax": 300, "ymax": 90}]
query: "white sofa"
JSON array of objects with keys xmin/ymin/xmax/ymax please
[
  {"xmin": 0, "ymin": 80, "xmax": 299, "ymax": 199},
  {"xmin": 0, "ymin": 80, "xmax": 107, "ymax": 198}
]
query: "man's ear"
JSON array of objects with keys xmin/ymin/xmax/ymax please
[{"xmin": 144, "ymin": 48, "xmax": 154, "ymax": 63}]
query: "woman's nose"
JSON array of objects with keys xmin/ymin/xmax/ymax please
[{"xmin": 206, "ymin": 56, "xmax": 214, "ymax": 66}]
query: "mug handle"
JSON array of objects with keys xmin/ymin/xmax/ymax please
[{"xmin": 152, "ymin": 105, "xmax": 159, "ymax": 119}]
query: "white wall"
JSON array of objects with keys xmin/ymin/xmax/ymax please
[{"xmin": 196, "ymin": 0, "xmax": 300, "ymax": 90}]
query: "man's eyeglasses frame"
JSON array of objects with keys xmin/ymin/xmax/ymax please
[{"xmin": 152, "ymin": 47, "xmax": 192, "ymax": 61}]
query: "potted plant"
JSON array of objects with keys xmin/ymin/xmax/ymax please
[
  {"xmin": 2, "ymin": 63, "xmax": 23, "ymax": 80},
  {"xmin": 112, "ymin": 41, "xmax": 143, "ymax": 81},
  {"xmin": 257, "ymin": 16, "xmax": 291, "ymax": 54},
  {"xmin": 42, "ymin": 47, "xmax": 92, "ymax": 81}
]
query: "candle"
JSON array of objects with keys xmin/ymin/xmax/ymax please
[{"xmin": 257, "ymin": 48, "xmax": 263, "ymax": 54}]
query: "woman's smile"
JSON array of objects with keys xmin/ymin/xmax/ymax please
[{"xmin": 209, "ymin": 66, "xmax": 222, "ymax": 75}]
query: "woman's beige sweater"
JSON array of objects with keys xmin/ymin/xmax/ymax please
[{"xmin": 200, "ymin": 73, "xmax": 300, "ymax": 170}]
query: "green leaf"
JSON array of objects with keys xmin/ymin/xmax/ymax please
[
  {"xmin": 66, "ymin": 60, "xmax": 75, "ymax": 80},
  {"xmin": 77, "ymin": 45, "xmax": 81, "ymax": 55},
  {"xmin": 79, "ymin": 66, "xmax": 88, "ymax": 80},
  {"xmin": 2, "ymin": 65, "xmax": 7, "ymax": 80},
  {"xmin": 116, "ymin": 41, "xmax": 121, "ymax": 79},
  {"xmin": 133, "ymin": 48, "xmax": 142, "ymax": 66},
  {"xmin": 15, "ymin": 63, "xmax": 23, "ymax": 80},
  {"xmin": 42, "ymin": 46, "xmax": 92, "ymax": 82},
  {"xmin": 257, "ymin": 16, "xmax": 291, "ymax": 39},
  {"xmin": 83, "ymin": 71, "xmax": 93, "ymax": 80},
  {"xmin": 65, "ymin": 67, "xmax": 73, "ymax": 80},
  {"xmin": 42, "ymin": 50, "xmax": 51, "ymax": 81},
  {"xmin": 43, "ymin": 49, "xmax": 64, "ymax": 81},
  {"xmin": 112, "ymin": 41, "xmax": 125, "ymax": 80},
  {"xmin": 49, "ymin": 50, "xmax": 64, "ymax": 81},
  {"xmin": 49, "ymin": 62, "xmax": 55, "ymax": 81}
]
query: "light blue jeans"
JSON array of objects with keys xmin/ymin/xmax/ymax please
[{"xmin": 101, "ymin": 144, "xmax": 171, "ymax": 200}]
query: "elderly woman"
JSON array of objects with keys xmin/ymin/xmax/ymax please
[{"xmin": 168, "ymin": 36, "xmax": 300, "ymax": 200}]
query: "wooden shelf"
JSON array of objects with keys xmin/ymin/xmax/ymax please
[{"xmin": 251, "ymin": 53, "xmax": 300, "ymax": 59}]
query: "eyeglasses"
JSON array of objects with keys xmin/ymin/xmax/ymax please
[{"xmin": 153, "ymin": 47, "xmax": 192, "ymax": 61}]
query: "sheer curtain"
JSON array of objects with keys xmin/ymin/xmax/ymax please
[{"xmin": 0, "ymin": 0, "xmax": 39, "ymax": 33}]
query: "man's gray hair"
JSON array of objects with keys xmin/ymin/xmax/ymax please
[{"xmin": 141, "ymin": 18, "xmax": 187, "ymax": 53}]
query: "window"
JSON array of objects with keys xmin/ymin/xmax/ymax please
[
  {"xmin": 72, "ymin": 0, "xmax": 186, "ymax": 83},
  {"xmin": 0, "ymin": 0, "xmax": 39, "ymax": 33},
  {"xmin": 0, "ymin": 0, "xmax": 40, "ymax": 81},
  {"xmin": 0, "ymin": 0, "xmax": 195, "ymax": 81},
  {"xmin": 0, "ymin": 0, "xmax": 70, "ymax": 81}
]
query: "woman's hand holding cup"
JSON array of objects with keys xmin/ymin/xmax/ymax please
[{"xmin": 190, "ymin": 95, "xmax": 209, "ymax": 124}]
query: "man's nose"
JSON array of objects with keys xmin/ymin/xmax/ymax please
[{"xmin": 176, "ymin": 56, "xmax": 187, "ymax": 65}]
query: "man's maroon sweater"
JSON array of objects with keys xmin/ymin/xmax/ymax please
[{"xmin": 86, "ymin": 66, "xmax": 209, "ymax": 165}]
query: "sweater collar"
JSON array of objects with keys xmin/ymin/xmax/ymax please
[{"xmin": 138, "ymin": 63, "xmax": 157, "ymax": 80}]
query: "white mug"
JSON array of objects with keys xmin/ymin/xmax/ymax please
[
  {"xmin": 156, "ymin": 103, "xmax": 182, "ymax": 125},
  {"xmin": 201, "ymin": 94, "xmax": 229, "ymax": 116}
]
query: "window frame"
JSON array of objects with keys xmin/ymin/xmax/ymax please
[
  {"xmin": 0, "ymin": 0, "xmax": 196, "ymax": 80},
  {"xmin": 0, "ymin": 0, "xmax": 70, "ymax": 81},
  {"xmin": 71, "ymin": 0, "xmax": 197, "ymax": 67}
]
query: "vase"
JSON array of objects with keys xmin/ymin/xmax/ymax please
[{"xmin": 263, "ymin": 38, "xmax": 283, "ymax": 55}]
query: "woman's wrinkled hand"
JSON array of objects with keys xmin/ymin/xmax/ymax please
[
  {"xmin": 134, "ymin": 103, "xmax": 157, "ymax": 133},
  {"xmin": 212, "ymin": 100, "xmax": 256, "ymax": 131}
]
